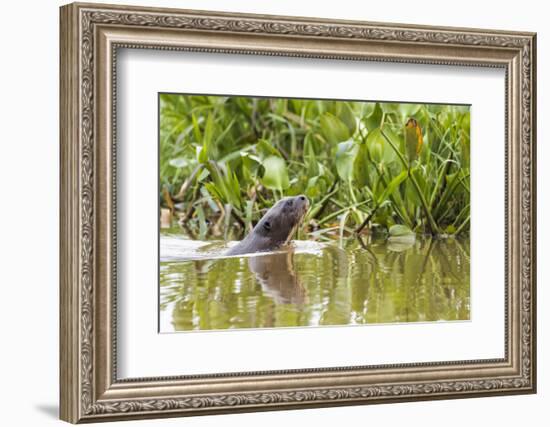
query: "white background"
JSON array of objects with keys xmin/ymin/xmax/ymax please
[
  {"xmin": 118, "ymin": 49, "xmax": 504, "ymax": 377},
  {"xmin": 0, "ymin": 0, "xmax": 546, "ymax": 426}
]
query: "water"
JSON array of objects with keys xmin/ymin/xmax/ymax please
[{"xmin": 159, "ymin": 234, "xmax": 470, "ymax": 332}]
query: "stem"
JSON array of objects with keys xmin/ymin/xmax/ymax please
[
  {"xmin": 318, "ymin": 200, "xmax": 370, "ymax": 226},
  {"xmin": 309, "ymin": 180, "xmax": 339, "ymax": 220},
  {"xmin": 381, "ymin": 129, "xmax": 442, "ymax": 234},
  {"xmin": 174, "ymin": 165, "xmax": 202, "ymax": 201},
  {"xmin": 355, "ymin": 206, "xmax": 378, "ymax": 234},
  {"xmin": 454, "ymin": 215, "xmax": 470, "ymax": 235}
]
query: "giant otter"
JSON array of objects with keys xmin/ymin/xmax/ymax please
[{"xmin": 226, "ymin": 195, "xmax": 309, "ymax": 256}]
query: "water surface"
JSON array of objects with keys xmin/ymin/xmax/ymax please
[{"xmin": 160, "ymin": 234, "xmax": 470, "ymax": 332}]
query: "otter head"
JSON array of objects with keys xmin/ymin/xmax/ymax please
[{"xmin": 253, "ymin": 195, "xmax": 309, "ymax": 249}]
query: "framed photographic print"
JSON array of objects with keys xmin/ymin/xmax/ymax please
[{"xmin": 60, "ymin": 2, "xmax": 537, "ymax": 423}]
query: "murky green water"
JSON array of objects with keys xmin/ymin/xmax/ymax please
[{"xmin": 159, "ymin": 235, "xmax": 470, "ymax": 332}]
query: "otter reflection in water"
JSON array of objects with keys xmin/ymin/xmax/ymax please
[{"xmin": 248, "ymin": 249, "xmax": 306, "ymax": 305}]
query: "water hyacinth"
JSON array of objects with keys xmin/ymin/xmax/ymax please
[{"xmin": 160, "ymin": 94, "xmax": 470, "ymax": 244}]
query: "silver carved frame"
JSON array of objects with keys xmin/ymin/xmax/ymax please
[{"xmin": 59, "ymin": 2, "xmax": 537, "ymax": 423}]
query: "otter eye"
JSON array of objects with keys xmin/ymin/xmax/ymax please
[{"xmin": 263, "ymin": 221, "xmax": 272, "ymax": 231}]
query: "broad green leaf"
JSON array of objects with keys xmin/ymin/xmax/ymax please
[
  {"xmin": 389, "ymin": 224, "xmax": 414, "ymax": 237},
  {"xmin": 241, "ymin": 153, "xmax": 260, "ymax": 182},
  {"xmin": 335, "ymin": 139, "xmax": 358, "ymax": 182},
  {"xmin": 366, "ymin": 128, "xmax": 384, "ymax": 163},
  {"xmin": 380, "ymin": 103, "xmax": 399, "ymax": 114},
  {"xmin": 387, "ymin": 224, "xmax": 416, "ymax": 251},
  {"xmin": 336, "ymin": 102, "xmax": 357, "ymax": 136},
  {"xmin": 362, "ymin": 102, "xmax": 375, "ymax": 118},
  {"xmin": 261, "ymin": 156, "xmax": 289, "ymax": 191},
  {"xmin": 365, "ymin": 102, "xmax": 383, "ymax": 132},
  {"xmin": 399, "ymin": 104, "xmax": 422, "ymax": 120},
  {"xmin": 320, "ymin": 113, "xmax": 350, "ymax": 144},
  {"xmin": 256, "ymin": 139, "xmax": 282, "ymax": 159}
]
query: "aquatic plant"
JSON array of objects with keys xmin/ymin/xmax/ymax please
[{"xmin": 159, "ymin": 95, "xmax": 470, "ymax": 242}]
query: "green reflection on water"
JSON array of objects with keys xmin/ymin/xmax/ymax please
[{"xmin": 160, "ymin": 237, "xmax": 470, "ymax": 332}]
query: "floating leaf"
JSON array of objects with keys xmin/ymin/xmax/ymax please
[{"xmin": 389, "ymin": 224, "xmax": 414, "ymax": 237}]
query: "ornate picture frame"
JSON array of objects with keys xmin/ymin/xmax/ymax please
[{"xmin": 60, "ymin": 2, "xmax": 536, "ymax": 423}]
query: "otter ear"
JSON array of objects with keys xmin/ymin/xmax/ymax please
[{"xmin": 263, "ymin": 221, "xmax": 272, "ymax": 232}]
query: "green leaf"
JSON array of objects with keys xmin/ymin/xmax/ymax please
[
  {"xmin": 203, "ymin": 113, "xmax": 215, "ymax": 148},
  {"xmin": 380, "ymin": 103, "xmax": 400, "ymax": 114},
  {"xmin": 261, "ymin": 156, "xmax": 289, "ymax": 191},
  {"xmin": 368, "ymin": 127, "xmax": 398, "ymax": 165},
  {"xmin": 399, "ymin": 104, "xmax": 422, "ymax": 120},
  {"xmin": 197, "ymin": 168, "xmax": 210, "ymax": 182},
  {"xmin": 335, "ymin": 139, "xmax": 358, "ymax": 182},
  {"xmin": 205, "ymin": 162, "xmax": 242, "ymax": 210},
  {"xmin": 366, "ymin": 128, "xmax": 384, "ymax": 163},
  {"xmin": 168, "ymin": 157, "xmax": 189, "ymax": 168},
  {"xmin": 191, "ymin": 113, "xmax": 202, "ymax": 143},
  {"xmin": 320, "ymin": 113, "xmax": 350, "ymax": 144},
  {"xmin": 365, "ymin": 102, "xmax": 383, "ymax": 132},
  {"xmin": 377, "ymin": 170, "xmax": 408, "ymax": 205},
  {"xmin": 305, "ymin": 176, "xmax": 321, "ymax": 198},
  {"xmin": 362, "ymin": 102, "xmax": 375, "ymax": 118},
  {"xmin": 353, "ymin": 143, "xmax": 370, "ymax": 187},
  {"xmin": 389, "ymin": 224, "xmax": 414, "ymax": 237},
  {"xmin": 241, "ymin": 153, "xmax": 260, "ymax": 182},
  {"xmin": 336, "ymin": 102, "xmax": 357, "ymax": 136},
  {"xmin": 256, "ymin": 139, "xmax": 282, "ymax": 160},
  {"xmin": 197, "ymin": 146, "xmax": 208, "ymax": 164},
  {"xmin": 196, "ymin": 113, "xmax": 216, "ymax": 164}
]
